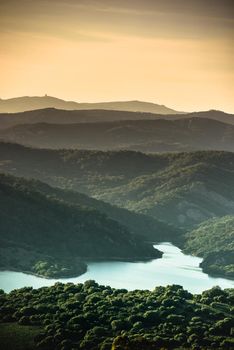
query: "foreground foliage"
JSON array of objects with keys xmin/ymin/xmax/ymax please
[{"xmin": 0, "ymin": 282, "xmax": 233, "ymax": 349}]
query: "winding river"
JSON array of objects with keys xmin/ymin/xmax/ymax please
[{"xmin": 0, "ymin": 243, "xmax": 233, "ymax": 294}]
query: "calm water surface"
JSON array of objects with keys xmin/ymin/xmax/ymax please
[{"xmin": 0, "ymin": 243, "xmax": 233, "ymax": 294}]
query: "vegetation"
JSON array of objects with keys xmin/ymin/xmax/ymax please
[
  {"xmin": 1, "ymin": 144, "xmax": 234, "ymax": 279},
  {"xmin": 200, "ymin": 251, "xmax": 234, "ymax": 280},
  {"xmin": 0, "ymin": 172, "xmax": 180, "ymax": 243},
  {"xmin": 0, "ymin": 143, "xmax": 234, "ymax": 229},
  {"xmin": 184, "ymin": 216, "xmax": 234, "ymax": 279},
  {"xmin": 0, "ymin": 173, "xmax": 161, "ymax": 278},
  {"xmin": 0, "ymin": 282, "xmax": 233, "ymax": 349}
]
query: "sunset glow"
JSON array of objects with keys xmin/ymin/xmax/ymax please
[{"xmin": 1, "ymin": 0, "xmax": 233, "ymax": 112}]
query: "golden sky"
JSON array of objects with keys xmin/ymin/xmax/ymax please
[{"xmin": 0, "ymin": 0, "xmax": 233, "ymax": 112}]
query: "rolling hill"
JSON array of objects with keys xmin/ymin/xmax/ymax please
[
  {"xmin": 0, "ymin": 143, "xmax": 233, "ymax": 229},
  {"xmin": 0, "ymin": 173, "xmax": 161, "ymax": 278},
  {"xmin": 0, "ymin": 108, "xmax": 158, "ymax": 130},
  {"xmin": 1, "ymin": 117, "xmax": 234, "ymax": 152},
  {"xmin": 0, "ymin": 95, "xmax": 181, "ymax": 114},
  {"xmin": 1, "ymin": 172, "xmax": 180, "ymax": 243}
]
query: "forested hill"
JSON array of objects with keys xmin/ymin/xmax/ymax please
[
  {"xmin": 1, "ymin": 117, "xmax": 234, "ymax": 152},
  {"xmin": 184, "ymin": 216, "xmax": 234, "ymax": 279},
  {"xmin": 0, "ymin": 143, "xmax": 234, "ymax": 229},
  {"xmin": 13, "ymin": 175, "xmax": 180, "ymax": 243},
  {"xmin": 0, "ymin": 173, "xmax": 160, "ymax": 278}
]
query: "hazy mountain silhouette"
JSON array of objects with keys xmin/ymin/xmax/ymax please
[
  {"xmin": 1, "ymin": 117, "xmax": 234, "ymax": 152},
  {"xmin": 0, "ymin": 108, "xmax": 233, "ymax": 131},
  {"xmin": 0, "ymin": 95, "xmax": 182, "ymax": 114},
  {"xmin": 0, "ymin": 108, "xmax": 159, "ymax": 129}
]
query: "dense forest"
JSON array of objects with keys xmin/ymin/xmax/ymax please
[
  {"xmin": 0, "ymin": 172, "xmax": 180, "ymax": 243},
  {"xmin": 0, "ymin": 173, "xmax": 161, "ymax": 278},
  {"xmin": 0, "ymin": 282, "xmax": 233, "ymax": 350},
  {"xmin": 184, "ymin": 216, "xmax": 234, "ymax": 278}
]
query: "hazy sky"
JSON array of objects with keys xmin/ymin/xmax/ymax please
[{"xmin": 0, "ymin": 0, "xmax": 233, "ymax": 112}]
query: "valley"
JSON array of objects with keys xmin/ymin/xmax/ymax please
[
  {"xmin": 1, "ymin": 0, "xmax": 234, "ymax": 347},
  {"xmin": 0, "ymin": 143, "xmax": 233, "ymax": 229},
  {"xmin": 0, "ymin": 142, "xmax": 233, "ymax": 281}
]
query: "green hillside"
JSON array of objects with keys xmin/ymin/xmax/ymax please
[
  {"xmin": 18, "ymin": 176, "xmax": 180, "ymax": 243},
  {"xmin": 0, "ymin": 173, "xmax": 160, "ymax": 278},
  {"xmin": 0, "ymin": 143, "xmax": 233, "ymax": 229},
  {"xmin": 184, "ymin": 216, "xmax": 234, "ymax": 278}
]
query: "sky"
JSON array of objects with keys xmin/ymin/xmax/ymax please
[{"xmin": 0, "ymin": 0, "xmax": 233, "ymax": 112}]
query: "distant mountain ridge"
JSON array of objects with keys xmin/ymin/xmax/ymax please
[
  {"xmin": 0, "ymin": 95, "xmax": 182, "ymax": 114},
  {"xmin": 1, "ymin": 116, "xmax": 234, "ymax": 153},
  {"xmin": 0, "ymin": 108, "xmax": 233, "ymax": 133}
]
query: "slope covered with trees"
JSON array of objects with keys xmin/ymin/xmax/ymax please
[
  {"xmin": 0, "ymin": 173, "xmax": 161, "ymax": 278},
  {"xmin": 184, "ymin": 216, "xmax": 234, "ymax": 278},
  {"xmin": 0, "ymin": 143, "xmax": 233, "ymax": 229},
  {"xmin": 13, "ymin": 175, "xmax": 180, "ymax": 243},
  {"xmin": 0, "ymin": 282, "xmax": 233, "ymax": 349}
]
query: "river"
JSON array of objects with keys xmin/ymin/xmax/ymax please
[{"xmin": 0, "ymin": 243, "xmax": 233, "ymax": 294}]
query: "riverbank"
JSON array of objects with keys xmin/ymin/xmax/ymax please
[
  {"xmin": 0, "ymin": 247, "xmax": 163, "ymax": 280},
  {"xmin": 0, "ymin": 243, "xmax": 233, "ymax": 294}
]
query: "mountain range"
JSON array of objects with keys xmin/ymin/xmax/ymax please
[
  {"xmin": 0, "ymin": 95, "xmax": 182, "ymax": 114},
  {"xmin": 1, "ymin": 117, "xmax": 233, "ymax": 152},
  {"xmin": 0, "ymin": 108, "xmax": 233, "ymax": 131},
  {"xmin": 0, "ymin": 96, "xmax": 233, "ymax": 282}
]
